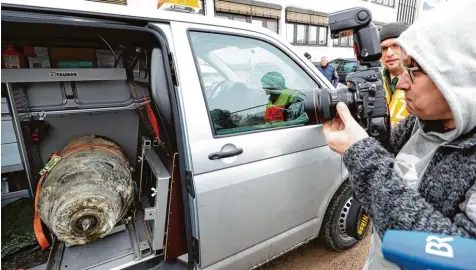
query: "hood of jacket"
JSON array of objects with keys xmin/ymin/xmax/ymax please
[
  {"xmin": 363, "ymin": 2, "xmax": 476, "ymax": 269},
  {"xmin": 397, "ymin": 0, "xmax": 476, "ymax": 141}
]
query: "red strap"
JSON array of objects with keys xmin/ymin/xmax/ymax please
[
  {"xmin": 34, "ymin": 173, "xmax": 50, "ymax": 250},
  {"xmin": 145, "ymin": 102, "xmax": 160, "ymax": 142},
  {"xmin": 131, "ymin": 82, "xmax": 160, "ymax": 142}
]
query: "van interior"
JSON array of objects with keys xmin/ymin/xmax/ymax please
[{"xmin": 2, "ymin": 13, "xmax": 188, "ymax": 270}]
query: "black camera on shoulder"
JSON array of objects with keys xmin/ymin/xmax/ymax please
[{"xmin": 302, "ymin": 7, "xmax": 391, "ymax": 241}]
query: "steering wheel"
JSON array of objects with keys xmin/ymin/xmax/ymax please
[{"xmin": 208, "ymin": 80, "xmax": 231, "ymax": 100}]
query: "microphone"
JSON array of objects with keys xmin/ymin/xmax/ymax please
[{"xmin": 381, "ymin": 230, "xmax": 476, "ymax": 270}]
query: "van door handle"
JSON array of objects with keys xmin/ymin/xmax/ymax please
[{"xmin": 208, "ymin": 148, "xmax": 243, "ymax": 160}]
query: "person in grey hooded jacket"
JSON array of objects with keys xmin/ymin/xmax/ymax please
[{"xmin": 322, "ymin": 1, "xmax": 476, "ymax": 269}]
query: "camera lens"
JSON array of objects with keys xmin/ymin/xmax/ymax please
[{"xmin": 302, "ymin": 87, "xmax": 356, "ymax": 125}]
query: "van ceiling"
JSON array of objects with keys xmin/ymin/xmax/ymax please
[{"xmin": 2, "ymin": 21, "xmax": 156, "ymax": 49}]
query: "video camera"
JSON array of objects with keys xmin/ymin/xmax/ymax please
[
  {"xmin": 303, "ymin": 7, "xmax": 390, "ymax": 148},
  {"xmin": 302, "ymin": 7, "xmax": 390, "ymax": 240}
]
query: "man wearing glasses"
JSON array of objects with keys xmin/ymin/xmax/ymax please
[
  {"xmin": 322, "ymin": 1, "xmax": 476, "ymax": 269},
  {"xmin": 379, "ymin": 21, "xmax": 410, "ymax": 128}
]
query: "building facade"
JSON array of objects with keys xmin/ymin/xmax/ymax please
[
  {"xmin": 204, "ymin": 0, "xmax": 400, "ymax": 61},
  {"xmin": 90, "ymin": 0, "xmax": 399, "ymax": 60},
  {"xmin": 91, "ymin": 0, "xmax": 448, "ymax": 61}
]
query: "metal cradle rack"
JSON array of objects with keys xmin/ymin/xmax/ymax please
[
  {"xmin": 2, "ymin": 68, "xmax": 171, "ymax": 270},
  {"xmin": 1, "ymin": 68, "xmax": 150, "ymax": 194}
]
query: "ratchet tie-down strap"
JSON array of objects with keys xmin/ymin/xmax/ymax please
[
  {"xmin": 33, "ymin": 144, "xmax": 125, "ymax": 250},
  {"xmin": 33, "ymin": 153, "xmax": 60, "ymax": 250},
  {"xmin": 129, "ymin": 82, "xmax": 161, "ymax": 142}
]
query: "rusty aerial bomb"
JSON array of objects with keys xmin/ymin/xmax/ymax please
[{"xmin": 37, "ymin": 135, "xmax": 133, "ymax": 245}]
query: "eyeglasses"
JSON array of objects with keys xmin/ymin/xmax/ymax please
[
  {"xmin": 406, "ymin": 66, "xmax": 420, "ymax": 83},
  {"xmin": 382, "ymin": 44, "xmax": 401, "ymax": 54},
  {"xmin": 405, "ymin": 65, "xmax": 425, "ymax": 83}
]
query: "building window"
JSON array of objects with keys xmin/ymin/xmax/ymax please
[
  {"xmin": 285, "ymin": 8, "xmax": 329, "ymax": 46},
  {"xmin": 286, "ymin": 24, "xmax": 294, "ymax": 43},
  {"xmin": 371, "ymin": 0, "xmax": 396, "ymax": 7},
  {"xmin": 308, "ymin": 26, "xmax": 317, "ymax": 45},
  {"xmin": 252, "ymin": 19, "xmax": 263, "ymax": 26},
  {"xmin": 216, "ymin": 13, "xmax": 279, "ymax": 33},
  {"xmin": 267, "ymin": 20, "xmax": 278, "ymax": 33},
  {"xmin": 286, "ymin": 23, "xmax": 328, "ymax": 46},
  {"xmin": 332, "ymin": 34, "xmax": 353, "ymax": 48},
  {"xmin": 296, "ymin": 24, "xmax": 306, "ymax": 44},
  {"xmin": 396, "ymin": 0, "xmax": 418, "ymax": 24},
  {"xmin": 318, "ymin": 27, "xmax": 328, "ymax": 45},
  {"xmin": 255, "ymin": 18, "xmax": 279, "ymax": 34}
]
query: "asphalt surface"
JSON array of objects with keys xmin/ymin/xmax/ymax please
[{"xmin": 261, "ymin": 235, "xmax": 371, "ymax": 270}]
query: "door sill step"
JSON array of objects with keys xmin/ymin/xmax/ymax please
[{"xmin": 177, "ymin": 254, "xmax": 188, "ymax": 264}]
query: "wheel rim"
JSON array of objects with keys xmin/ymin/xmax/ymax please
[{"xmin": 337, "ymin": 196, "xmax": 355, "ymax": 241}]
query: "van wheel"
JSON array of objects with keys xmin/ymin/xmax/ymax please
[{"xmin": 320, "ymin": 180, "xmax": 364, "ymax": 251}]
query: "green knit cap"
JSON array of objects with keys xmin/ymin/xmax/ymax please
[
  {"xmin": 261, "ymin": 71, "xmax": 286, "ymax": 90},
  {"xmin": 379, "ymin": 21, "xmax": 409, "ymax": 42}
]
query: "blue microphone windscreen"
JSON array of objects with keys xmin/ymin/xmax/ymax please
[{"xmin": 382, "ymin": 230, "xmax": 476, "ymax": 270}]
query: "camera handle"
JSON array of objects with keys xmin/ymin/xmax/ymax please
[{"xmin": 352, "ymin": 68, "xmax": 391, "ymax": 149}]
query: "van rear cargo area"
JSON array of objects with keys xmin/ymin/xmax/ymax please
[{"xmin": 2, "ymin": 14, "xmax": 186, "ymax": 270}]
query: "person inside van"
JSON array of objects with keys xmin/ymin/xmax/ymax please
[
  {"xmin": 322, "ymin": 1, "xmax": 476, "ymax": 269},
  {"xmin": 210, "ymin": 72, "xmax": 306, "ymax": 130}
]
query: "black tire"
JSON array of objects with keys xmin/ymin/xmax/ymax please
[{"xmin": 320, "ymin": 180, "xmax": 366, "ymax": 251}]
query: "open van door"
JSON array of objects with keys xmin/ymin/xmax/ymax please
[{"xmin": 165, "ymin": 20, "xmax": 343, "ymax": 269}]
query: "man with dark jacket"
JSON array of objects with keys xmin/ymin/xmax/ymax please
[
  {"xmin": 322, "ymin": 1, "xmax": 476, "ymax": 269},
  {"xmin": 317, "ymin": 56, "xmax": 339, "ymax": 87}
]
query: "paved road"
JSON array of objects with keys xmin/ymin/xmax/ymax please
[{"xmin": 261, "ymin": 235, "xmax": 370, "ymax": 270}]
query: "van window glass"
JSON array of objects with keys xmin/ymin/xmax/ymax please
[
  {"xmin": 189, "ymin": 31, "xmax": 317, "ymax": 135},
  {"xmin": 329, "ymin": 61, "xmax": 340, "ymax": 70},
  {"xmin": 196, "ymin": 57, "xmax": 226, "ymax": 98},
  {"xmin": 359, "ymin": 65, "xmax": 369, "ymax": 71},
  {"xmin": 342, "ymin": 61, "xmax": 358, "ymax": 72}
]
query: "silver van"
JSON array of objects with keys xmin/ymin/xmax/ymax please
[{"xmin": 1, "ymin": 1, "xmax": 361, "ymax": 270}]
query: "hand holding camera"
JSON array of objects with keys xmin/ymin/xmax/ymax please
[{"xmin": 323, "ymin": 102, "xmax": 369, "ymax": 155}]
